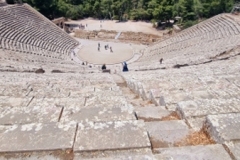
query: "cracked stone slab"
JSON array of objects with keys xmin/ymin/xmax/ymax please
[
  {"xmin": 145, "ymin": 120, "xmax": 190, "ymax": 148},
  {"xmin": 28, "ymin": 89, "xmax": 70, "ymax": 98},
  {"xmin": 159, "ymin": 92, "xmax": 193, "ymax": 105},
  {"xmin": 74, "ymin": 120, "xmax": 151, "ymax": 152},
  {"xmin": 190, "ymin": 90, "xmax": 217, "ymax": 100},
  {"xmin": 0, "ymin": 105, "xmax": 63, "ymax": 125},
  {"xmin": 224, "ymin": 141, "xmax": 240, "ymax": 160},
  {"xmin": 153, "ymin": 144, "xmax": 232, "ymax": 160},
  {"xmin": 135, "ymin": 106, "xmax": 171, "ymax": 121},
  {"xmin": 74, "ymin": 148, "xmax": 154, "ymax": 160},
  {"xmin": 78, "ymin": 155, "xmax": 154, "ymax": 160},
  {"xmin": 0, "ymin": 123, "xmax": 76, "ymax": 153},
  {"xmin": 0, "ymin": 96, "xmax": 33, "ymax": 108},
  {"xmin": 177, "ymin": 98, "xmax": 240, "ymax": 118},
  {"xmin": 61, "ymin": 105, "xmax": 135, "ymax": 123},
  {"xmin": 29, "ymin": 97, "xmax": 85, "ymax": 108},
  {"xmin": 77, "ymin": 90, "xmax": 123, "ymax": 98},
  {"xmin": 0, "ymin": 150, "xmax": 73, "ymax": 160},
  {"xmin": 205, "ymin": 113, "xmax": 240, "ymax": 143},
  {"xmin": 186, "ymin": 117, "xmax": 206, "ymax": 131},
  {"xmin": 0, "ymin": 86, "xmax": 29, "ymax": 97},
  {"xmin": 85, "ymin": 96, "xmax": 128, "ymax": 107}
]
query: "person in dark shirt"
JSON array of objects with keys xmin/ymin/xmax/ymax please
[
  {"xmin": 159, "ymin": 58, "xmax": 163, "ymax": 64},
  {"xmin": 122, "ymin": 62, "xmax": 128, "ymax": 72},
  {"xmin": 102, "ymin": 64, "xmax": 106, "ymax": 70}
]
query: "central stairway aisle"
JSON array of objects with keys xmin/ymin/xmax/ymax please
[{"xmin": 109, "ymin": 74, "xmax": 233, "ymax": 160}]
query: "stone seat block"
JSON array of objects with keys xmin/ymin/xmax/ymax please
[
  {"xmin": 76, "ymin": 154, "xmax": 154, "ymax": 160},
  {"xmin": 0, "ymin": 96, "xmax": 33, "ymax": 107},
  {"xmin": 153, "ymin": 144, "xmax": 232, "ymax": 160},
  {"xmin": 159, "ymin": 92, "xmax": 192, "ymax": 106},
  {"xmin": 61, "ymin": 105, "xmax": 136, "ymax": 123},
  {"xmin": 85, "ymin": 96, "xmax": 128, "ymax": 107},
  {"xmin": 74, "ymin": 120, "xmax": 151, "ymax": 152},
  {"xmin": 29, "ymin": 97, "xmax": 85, "ymax": 108},
  {"xmin": 205, "ymin": 113, "xmax": 240, "ymax": 143},
  {"xmin": 0, "ymin": 104, "xmax": 62, "ymax": 125},
  {"xmin": 69, "ymin": 89, "xmax": 122, "ymax": 98},
  {"xmin": 0, "ymin": 122, "xmax": 76, "ymax": 152},
  {"xmin": 135, "ymin": 106, "xmax": 171, "ymax": 121},
  {"xmin": 0, "ymin": 86, "xmax": 30, "ymax": 97},
  {"xmin": 145, "ymin": 120, "xmax": 190, "ymax": 148},
  {"xmin": 177, "ymin": 98, "xmax": 240, "ymax": 118},
  {"xmin": 224, "ymin": 141, "xmax": 240, "ymax": 160}
]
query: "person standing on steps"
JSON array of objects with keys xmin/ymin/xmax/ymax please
[
  {"xmin": 159, "ymin": 58, "xmax": 163, "ymax": 64},
  {"xmin": 102, "ymin": 64, "xmax": 106, "ymax": 70},
  {"xmin": 122, "ymin": 62, "xmax": 128, "ymax": 72}
]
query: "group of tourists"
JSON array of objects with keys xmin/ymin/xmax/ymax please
[
  {"xmin": 98, "ymin": 43, "xmax": 113, "ymax": 52},
  {"xmin": 102, "ymin": 62, "xmax": 128, "ymax": 72}
]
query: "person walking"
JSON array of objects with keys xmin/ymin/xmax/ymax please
[
  {"xmin": 159, "ymin": 58, "xmax": 163, "ymax": 64},
  {"xmin": 102, "ymin": 64, "xmax": 106, "ymax": 70},
  {"xmin": 122, "ymin": 62, "xmax": 128, "ymax": 72}
]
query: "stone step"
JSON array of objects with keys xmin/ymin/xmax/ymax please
[
  {"xmin": 85, "ymin": 96, "xmax": 129, "ymax": 107},
  {"xmin": 205, "ymin": 113, "xmax": 240, "ymax": 143},
  {"xmin": 75, "ymin": 149, "xmax": 154, "ymax": 160},
  {"xmin": 135, "ymin": 106, "xmax": 171, "ymax": 121},
  {"xmin": 177, "ymin": 98, "xmax": 240, "ymax": 119},
  {"xmin": 224, "ymin": 141, "xmax": 240, "ymax": 160},
  {"xmin": 0, "ymin": 123, "xmax": 76, "ymax": 159},
  {"xmin": 61, "ymin": 105, "xmax": 136, "ymax": 123},
  {"xmin": 0, "ymin": 105, "xmax": 62, "ymax": 125},
  {"xmin": 153, "ymin": 144, "xmax": 232, "ymax": 160},
  {"xmin": 29, "ymin": 97, "xmax": 85, "ymax": 108},
  {"xmin": 74, "ymin": 120, "xmax": 151, "ymax": 158},
  {"xmin": 145, "ymin": 120, "xmax": 190, "ymax": 149},
  {"xmin": 0, "ymin": 96, "xmax": 33, "ymax": 108}
]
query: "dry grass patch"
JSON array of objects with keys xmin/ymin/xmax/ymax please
[
  {"xmin": 174, "ymin": 128, "xmax": 215, "ymax": 147},
  {"xmin": 160, "ymin": 111, "xmax": 181, "ymax": 121}
]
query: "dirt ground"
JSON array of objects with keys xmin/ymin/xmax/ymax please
[
  {"xmin": 67, "ymin": 18, "xmax": 165, "ymax": 36},
  {"xmin": 69, "ymin": 18, "xmax": 166, "ymax": 64}
]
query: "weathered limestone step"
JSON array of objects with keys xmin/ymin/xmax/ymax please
[
  {"xmin": 0, "ymin": 151, "xmax": 73, "ymax": 160},
  {"xmin": 224, "ymin": 141, "xmax": 240, "ymax": 160},
  {"xmin": 77, "ymin": 155, "xmax": 154, "ymax": 160},
  {"xmin": 61, "ymin": 105, "xmax": 136, "ymax": 123},
  {"xmin": 205, "ymin": 113, "xmax": 240, "ymax": 143},
  {"xmin": 74, "ymin": 120, "xmax": 151, "ymax": 154},
  {"xmin": 0, "ymin": 96, "xmax": 33, "ymax": 107},
  {"xmin": 85, "ymin": 96, "xmax": 128, "ymax": 107},
  {"xmin": 0, "ymin": 123, "xmax": 76, "ymax": 158},
  {"xmin": 28, "ymin": 90, "xmax": 70, "ymax": 98},
  {"xmin": 70, "ymin": 90, "xmax": 123, "ymax": 98},
  {"xmin": 135, "ymin": 106, "xmax": 171, "ymax": 121},
  {"xmin": 186, "ymin": 117, "xmax": 206, "ymax": 131},
  {"xmin": 1, "ymin": 86, "xmax": 30, "ymax": 97},
  {"xmin": 29, "ymin": 97, "xmax": 85, "ymax": 108},
  {"xmin": 146, "ymin": 120, "xmax": 190, "ymax": 148},
  {"xmin": 150, "ymin": 89, "xmax": 192, "ymax": 106},
  {"xmin": 0, "ymin": 105, "xmax": 62, "ymax": 125},
  {"xmin": 153, "ymin": 144, "xmax": 232, "ymax": 160},
  {"xmin": 177, "ymin": 98, "xmax": 240, "ymax": 119},
  {"xmin": 74, "ymin": 148, "xmax": 153, "ymax": 160}
]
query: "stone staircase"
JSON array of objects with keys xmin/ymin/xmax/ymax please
[{"xmin": 110, "ymin": 74, "xmax": 236, "ymax": 160}]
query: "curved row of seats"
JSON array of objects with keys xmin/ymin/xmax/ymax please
[
  {"xmin": 0, "ymin": 4, "xmax": 79, "ymax": 61},
  {"xmin": 136, "ymin": 14, "xmax": 240, "ymax": 68}
]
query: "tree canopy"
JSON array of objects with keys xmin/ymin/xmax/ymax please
[{"xmin": 9, "ymin": 0, "xmax": 236, "ymax": 25}]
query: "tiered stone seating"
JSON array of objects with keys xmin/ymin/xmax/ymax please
[
  {"xmin": 120, "ymin": 54, "xmax": 240, "ymax": 159},
  {"xmin": 0, "ymin": 72, "xmax": 154, "ymax": 159},
  {"xmin": 0, "ymin": 2, "xmax": 240, "ymax": 158},
  {"xmin": 131, "ymin": 14, "xmax": 240, "ymax": 70},
  {"xmin": 0, "ymin": 3, "xmax": 79, "ymax": 62}
]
